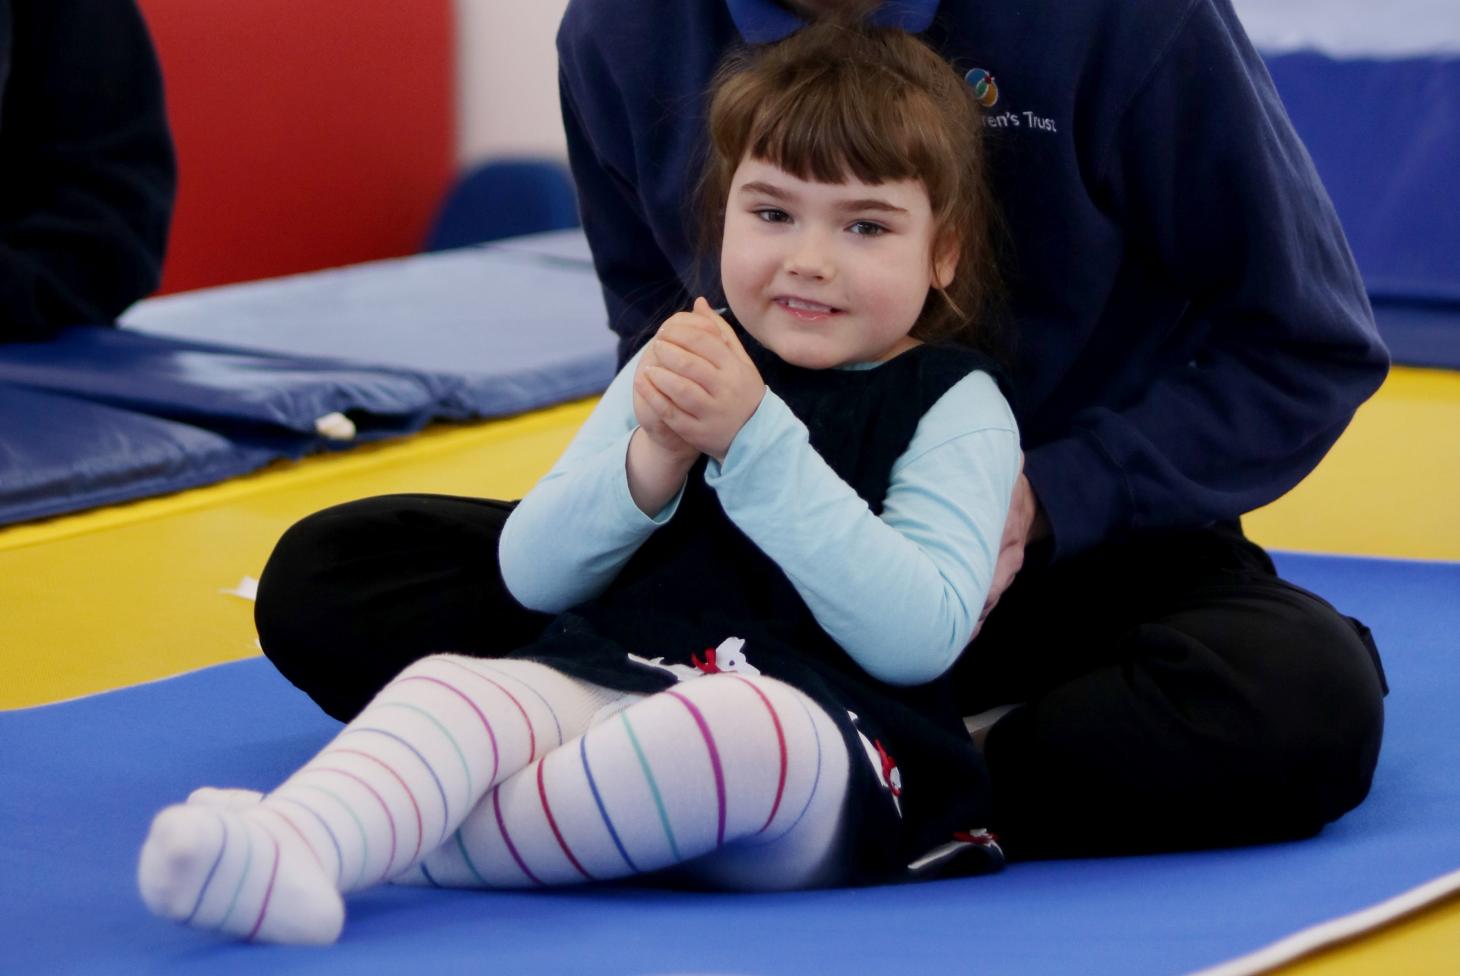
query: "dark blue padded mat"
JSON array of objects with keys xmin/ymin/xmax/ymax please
[
  {"xmin": 1270, "ymin": 54, "xmax": 1460, "ymax": 306},
  {"xmin": 0, "ymin": 384, "xmax": 280, "ymax": 525},
  {"xmin": 2, "ymin": 551, "xmax": 1456, "ymax": 975},
  {"xmin": 0, "ymin": 326, "xmax": 465, "ymax": 444},
  {"xmin": 1270, "ymin": 53, "xmax": 1460, "ymax": 368},
  {"xmin": 0, "ymin": 247, "xmax": 616, "ymax": 527},
  {"xmin": 0, "ymin": 328, "xmax": 461, "ymax": 526},
  {"xmin": 1370, "ymin": 301, "xmax": 1460, "ymax": 371}
]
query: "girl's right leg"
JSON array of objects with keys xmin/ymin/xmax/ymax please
[
  {"xmin": 408, "ymin": 673, "xmax": 853, "ymax": 892},
  {"xmin": 137, "ymin": 656, "xmax": 626, "ymax": 944}
]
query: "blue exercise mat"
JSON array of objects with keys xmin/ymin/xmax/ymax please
[
  {"xmin": 1268, "ymin": 52, "xmax": 1460, "ymax": 368},
  {"xmin": 1370, "ymin": 301, "xmax": 1460, "ymax": 372},
  {"xmin": 0, "ymin": 322, "xmax": 475, "ymax": 526},
  {"xmin": 1269, "ymin": 53, "xmax": 1460, "ymax": 306},
  {"xmin": 123, "ymin": 245, "xmax": 617, "ymax": 418},
  {"xmin": 0, "ymin": 246, "xmax": 617, "ymax": 527},
  {"xmin": 2, "ymin": 551, "xmax": 1456, "ymax": 975},
  {"xmin": 0, "ymin": 385, "xmax": 280, "ymax": 525},
  {"xmin": 0, "ymin": 326, "xmax": 464, "ymax": 442}
]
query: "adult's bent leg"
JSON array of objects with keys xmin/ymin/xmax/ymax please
[
  {"xmin": 961, "ymin": 528, "xmax": 1386, "ymax": 859},
  {"xmin": 255, "ymin": 494, "xmax": 552, "ymax": 721}
]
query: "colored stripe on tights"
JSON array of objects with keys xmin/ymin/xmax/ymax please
[
  {"xmin": 619, "ymin": 711, "xmax": 681, "ymax": 860},
  {"xmin": 479, "ymin": 661, "xmax": 565, "ymax": 748},
  {"xmin": 344, "ymin": 725, "xmax": 452, "ymax": 845},
  {"xmin": 665, "ymin": 689, "xmax": 727, "ymax": 846},
  {"xmin": 245, "ymin": 834, "xmax": 281, "ymax": 941},
  {"xmin": 492, "ymin": 787, "xmax": 543, "ymax": 885},
  {"xmin": 436, "ymin": 659, "xmax": 533, "ymax": 768},
  {"xmin": 272, "ymin": 793, "xmax": 347, "ymax": 886},
  {"xmin": 292, "ymin": 784, "xmax": 371, "ymax": 889},
  {"xmin": 730, "ymin": 676, "xmax": 788, "ymax": 833},
  {"xmin": 579, "ymin": 734, "xmax": 639, "ymax": 872},
  {"xmin": 329, "ymin": 747, "xmax": 425, "ymax": 865},
  {"xmin": 537, "ymin": 756, "xmax": 594, "ymax": 880},
  {"xmin": 184, "ymin": 813, "xmax": 229, "ymax": 924},
  {"xmin": 377, "ymin": 686, "xmax": 486, "ymax": 793},
  {"xmin": 216, "ymin": 818, "xmax": 254, "ymax": 931},
  {"xmin": 313, "ymin": 766, "xmax": 399, "ymax": 882}
]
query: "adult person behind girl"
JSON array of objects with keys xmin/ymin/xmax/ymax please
[
  {"xmin": 254, "ymin": 0, "xmax": 1389, "ymax": 859},
  {"xmin": 0, "ymin": 0, "xmax": 174, "ymax": 343},
  {"xmin": 140, "ymin": 22, "xmax": 1018, "ymax": 944}
]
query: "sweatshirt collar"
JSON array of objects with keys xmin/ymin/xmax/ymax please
[{"xmin": 726, "ymin": 1, "xmax": 939, "ymax": 44}]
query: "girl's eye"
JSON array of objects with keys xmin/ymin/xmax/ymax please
[
  {"xmin": 754, "ymin": 208, "xmax": 791, "ymax": 224},
  {"xmin": 848, "ymin": 220, "xmax": 887, "ymax": 237}
]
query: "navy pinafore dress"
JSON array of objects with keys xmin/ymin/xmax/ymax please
[{"xmin": 512, "ymin": 334, "xmax": 1008, "ymax": 883}]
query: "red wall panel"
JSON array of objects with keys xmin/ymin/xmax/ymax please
[{"xmin": 136, "ymin": 1, "xmax": 455, "ymax": 294}]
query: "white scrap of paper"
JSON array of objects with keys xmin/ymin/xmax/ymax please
[
  {"xmin": 221, "ymin": 576, "xmax": 260, "ymax": 601},
  {"xmin": 315, "ymin": 411, "xmax": 357, "ymax": 441}
]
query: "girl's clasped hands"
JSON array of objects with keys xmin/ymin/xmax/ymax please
[{"xmin": 633, "ymin": 297, "xmax": 766, "ymax": 463}]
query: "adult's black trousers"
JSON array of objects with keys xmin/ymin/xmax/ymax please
[{"xmin": 254, "ymin": 494, "xmax": 1386, "ymax": 860}]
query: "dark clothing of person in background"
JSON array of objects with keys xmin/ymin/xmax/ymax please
[{"xmin": 0, "ymin": 0, "xmax": 175, "ymax": 343}]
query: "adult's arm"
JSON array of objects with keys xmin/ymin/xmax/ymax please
[
  {"xmin": 0, "ymin": 0, "xmax": 176, "ymax": 342},
  {"xmin": 556, "ymin": 51, "xmax": 693, "ymax": 366},
  {"xmin": 1022, "ymin": 0, "xmax": 1388, "ymax": 559}
]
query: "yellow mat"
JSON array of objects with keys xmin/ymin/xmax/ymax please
[
  {"xmin": 3, "ymin": 367, "xmax": 1457, "ymax": 710},
  {"xmin": 0, "ymin": 399, "xmax": 595, "ymax": 709},
  {"xmin": 1243, "ymin": 366, "xmax": 1460, "ymax": 561},
  {"xmin": 2, "ymin": 366, "xmax": 1458, "ymax": 973}
]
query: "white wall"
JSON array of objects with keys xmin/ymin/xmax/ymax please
[
  {"xmin": 1231, "ymin": 0, "xmax": 1460, "ymax": 55},
  {"xmin": 451, "ymin": 0, "xmax": 1460, "ymax": 168},
  {"xmin": 454, "ymin": 0, "xmax": 571, "ymax": 167}
]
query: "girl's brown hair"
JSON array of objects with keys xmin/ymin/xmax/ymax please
[{"xmin": 697, "ymin": 17, "xmax": 1004, "ymax": 351}]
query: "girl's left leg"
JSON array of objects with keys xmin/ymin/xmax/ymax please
[
  {"xmin": 137, "ymin": 656, "xmax": 627, "ymax": 944},
  {"xmin": 406, "ymin": 673, "xmax": 853, "ymax": 892}
]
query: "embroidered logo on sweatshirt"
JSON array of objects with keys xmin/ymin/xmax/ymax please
[
  {"xmin": 964, "ymin": 68, "xmax": 999, "ymax": 107},
  {"xmin": 968, "ymin": 67, "xmax": 1058, "ymax": 135}
]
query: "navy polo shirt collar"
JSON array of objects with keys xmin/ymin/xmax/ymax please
[{"xmin": 726, "ymin": 0, "xmax": 939, "ymax": 44}]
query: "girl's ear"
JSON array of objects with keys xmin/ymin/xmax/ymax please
[{"xmin": 932, "ymin": 233, "xmax": 959, "ymax": 289}]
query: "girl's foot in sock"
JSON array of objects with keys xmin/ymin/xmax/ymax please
[
  {"xmin": 138, "ymin": 804, "xmax": 344, "ymax": 945},
  {"xmin": 187, "ymin": 786, "xmax": 265, "ymax": 810}
]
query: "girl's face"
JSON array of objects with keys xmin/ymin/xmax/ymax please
[{"xmin": 720, "ymin": 156, "xmax": 955, "ymax": 370}]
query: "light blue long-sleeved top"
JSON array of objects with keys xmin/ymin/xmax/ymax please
[{"xmin": 499, "ymin": 345, "xmax": 1021, "ymax": 686}]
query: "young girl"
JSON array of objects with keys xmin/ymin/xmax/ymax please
[{"xmin": 138, "ymin": 20, "xmax": 1020, "ymax": 945}]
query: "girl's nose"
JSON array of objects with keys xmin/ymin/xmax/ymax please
[{"xmin": 784, "ymin": 236, "xmax": 834, "ymax": 281}]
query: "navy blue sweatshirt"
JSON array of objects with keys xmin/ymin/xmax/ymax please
[
  {"xmin": 0, "ymin": 0, "xmax": 176, "ymax": 342},
  {"xmin": 557, "ymin": 0, "xmax": 1388, "ymax": 560}
]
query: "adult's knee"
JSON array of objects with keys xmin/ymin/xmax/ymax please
[
  {"xmin": 1214, "ymin": 587, "xmax": 1384, "ymax": 829},
  {"xmin": 254, "ymin": 495, "xmax": 525, "ymax": 722},
  {"xmin": 254, "ymin": 500, "xmax": 376, "ymax": 648},
  {"xmin": 1165, "ymin": 582, "xmax": 1385, "ymax": 837},
  {"xmin": 986, "ymin": 581, "xmax": 1385, "ymax": 857}
]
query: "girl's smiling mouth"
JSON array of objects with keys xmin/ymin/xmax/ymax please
[{"xmin": 775, "ymin": 296, "xmax": 842, "ymax": 320}]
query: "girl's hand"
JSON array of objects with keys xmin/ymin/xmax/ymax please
[
  {"xmin": 632, "ymin": 334, "xmax": 700, "ymax": 463},
  {"xmin": 639, "ymin": 298, "xmax": 765, "ymax": 462}
]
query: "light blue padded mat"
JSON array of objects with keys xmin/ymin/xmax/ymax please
[
  {"xmin": 122, "ymin": 244, "xmax": 617, "ymax": 417},
  {"xmin": 2, "ymin": 552, "xmax": 1456, "ymax": 974}
]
